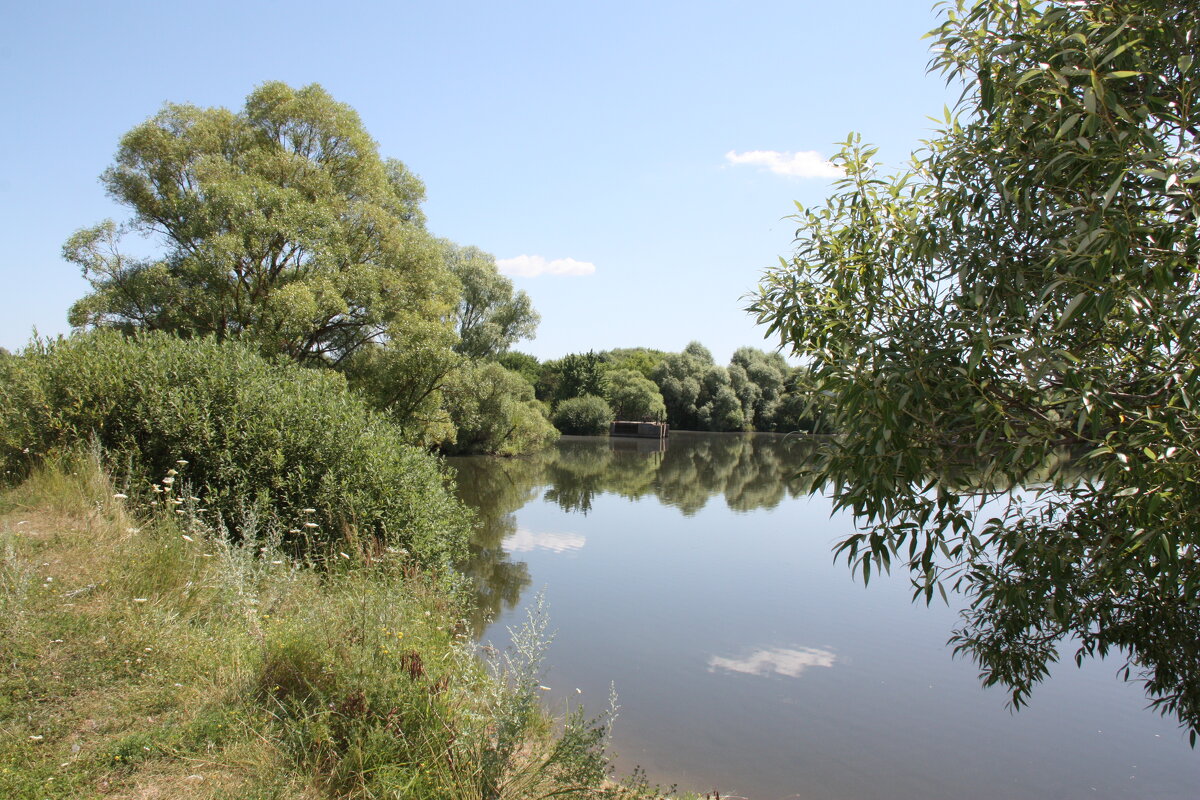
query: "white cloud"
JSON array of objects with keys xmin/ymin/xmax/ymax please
[
  {"xmin": 707, "ymin": 646, "xmax": 838, "ymax": 678},
  {"xmin": 724, "ymin": 149, "xmax": 843, "ymax": 179},
  {"xmin": 503, "ymin": 528, "xmax": 587, "ymax": 554},
  {"xmin": 496, "ymin": 254, "xmax": 596, "ymax": 278}
]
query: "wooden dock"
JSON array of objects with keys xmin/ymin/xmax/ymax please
[{"xmin": 609, "ymin": 420, "xmax": 669, "ymax": 439}]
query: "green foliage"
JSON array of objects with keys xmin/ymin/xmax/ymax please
[
  {"xmin": 750, "ymin": 0, "xmax": 1200, "ymax": 739},
  {"xmin": 541, "ymin": 351, "xmax": 609, "ymax": 406},
  {"xmin": 439, "ymin": 362, "xmax": 558, "ymax": 456},
  {"xmin": 66, "ymin": 82, "xmax": 457, "ymax": 369},
  {"xmin": 604, "ymin": 369, "xmax": 667, "ymax": 422},
  {"xmin": 729, "ymin": 347, "xmax": 789, "ymax": 430},
  {"xmin": 60, "ymin": 82, "xmax": 491, "ymax": 447},
  {"xmin": 1, "ymin": 332, "xmax": 469, "ymax": 564},
  {"xmin": 496, "ymin": 350, "xmax": 542, "ymax": 387},
  {"xmin": 551, "ymin": 395, "xmax": 613, "ymax": 436},
  {"xmin": 445, "ymin": 242, "xmax": 540, "ymax": 359},
  {"xmin": 768, "ymin": 366, "xmax": 830, "ymax": 434},
  {"xmin": 650, "ymin": 343, "xmax": 744, "ymax": 431},
  {"xmin": 601, "ymin": 347, "xmax": 670, "ymax": 379},
  {"xmin": 340, "ymin": 323, "xmax": 461, "ymax": 448}
]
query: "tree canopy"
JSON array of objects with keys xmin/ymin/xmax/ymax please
[
  {"xmin": 444, "ymin": 242, "xmax": 539, "ymax": 359},
  {"xmin": 65, "ymin": 82, "xmax": 456, "ymax": 368},
  {"xmin": 651, "ymin": 342, "xmax": 744, "ymax": 431},
  {"xmin": 59, "ymin": 82, "xmax": 557, "ymax": 456},
  {"xmin": 751, "ymin": 0, "xmax": 1200, "ymax": 739},
  {"xmin": 604, "ymin": 368, "xmax": 667, "ymax": 422}
]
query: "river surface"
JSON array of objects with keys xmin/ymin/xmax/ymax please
[{"xmin": 449, "ymin": 432, "xmax": 1199, "ymax": 800}]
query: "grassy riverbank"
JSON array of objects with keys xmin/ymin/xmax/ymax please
[{"xmin": 0, "ymin": 452, "xmax": 666, "ymax": 799}]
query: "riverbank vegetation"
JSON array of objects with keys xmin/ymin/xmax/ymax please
[
  {"xmin": 0, "ymin": 332, "xmax": 469, "ymax": 565},
  {"xmin": 501, "ymin": 344, "xmax": 827, "ymax": 436},
  {"xmin": 61, "ymin": 81, "xmax": 550, "ymax": 458},
  {"xmin": 0, "ymin": 450, "xmax": 666, "ymax": 799}
]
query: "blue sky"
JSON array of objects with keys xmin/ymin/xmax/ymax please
[{"xmin": 1, "ymin": 0, "xmax": 955, "ymax": 363}]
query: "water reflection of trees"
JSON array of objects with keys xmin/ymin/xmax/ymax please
[
  {"xmin": 453, "ymin": 436, "xmax": 1200, "ymax": 737},
  {"xmin": 448, "ymin": 454, "xmax": 547, "ymax": 632},
  {"xmin": 542, "ymin": 432, "xmax": 818, "ymax": 516},
  {"xmin": 450, "ymin": 433, "xmax": 819, "ymax": 630}
]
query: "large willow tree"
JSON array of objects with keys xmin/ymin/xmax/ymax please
[
  {"xmin": 65, "ymin": 82, "xmax": 457, "ymax": 370},
  {"xmin": 751, "ymin": 1, "xmax": 1200, "ymax": 740}
]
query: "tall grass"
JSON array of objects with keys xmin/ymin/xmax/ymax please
[{"xmin": 0, "ymin": 451, "xmax": 666, "ymax": 799}]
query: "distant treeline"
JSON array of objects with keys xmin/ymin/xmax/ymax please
[{"xmin": 495, "ymin": 342, "xmax": 828, "ymax": 437}]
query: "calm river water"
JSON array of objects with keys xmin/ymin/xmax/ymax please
[{"xmin": 449, "ymin": 433, "xmax": 1199, "ymax": 800}]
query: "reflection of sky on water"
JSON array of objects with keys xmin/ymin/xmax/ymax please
[
  {"xmin": 708, "ymin": 646, "xmax": 838, "ymax": 678},
  {"xmin": 456, "ymin": 435, "xmax": 1200, "ymax": 800},
  {"xmin": 502, "ymin": 528, "xmax": 587, "ymax": 553}
]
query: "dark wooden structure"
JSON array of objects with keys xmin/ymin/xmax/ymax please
[{"xmin": 609, "ymin": 420, "xmax": 669, "ymax": 439}]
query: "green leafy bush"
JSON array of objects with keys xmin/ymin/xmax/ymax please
[
  {"xmin": 439, "ymin": 361, "xmax": 558, "ymax": 456},
  {"xmin": 551, "ymin": 395, "xmax": 612, "ymax": 436},
  {"xmin": 0, "ymin": 332, "xmax": 469, "ymax": 564},
  {"xmin": 604, "ymin": 369, "xmax": 666, "ymax": 422}
]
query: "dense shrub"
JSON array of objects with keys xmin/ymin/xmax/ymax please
[
  {"xmin": 0, "ymin": 332, "xmax": 470, "ymax": 564},
  {"xmin": 551, "ymin": 395, "xmax": 612, "ymax": 436},
  {"xmin": 439, "ymin": 362, "xmax": 558, "ymax": 456}
]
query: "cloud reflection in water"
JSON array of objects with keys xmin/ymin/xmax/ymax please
[
  {"xmin": 502, "ymin": 528, "xmax": 587, "ymax": 554},
  {"xmin": 708, "ymin": 646, "xmax": 838, "ymax": 678}
]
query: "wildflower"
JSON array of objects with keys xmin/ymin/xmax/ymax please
[
  {"xmin": 113, "ymin": 493, "xmax": 128, "ymax": 500},
  {"xmin": 303, "ymin": 522, "xmax": 319, "ymax": 529},
  {"xmin": 29, "ymin": 735, "xmax": 44, "ymax": 741},
  {"xmin": 162, "ymin": 476, "xmax": 175, "ymax": 486},
  {"xmin": 133, "ymin": 598, "xmax": 148, "ymax": 603},
  {"xmin": 339, "ymin": 552, "xmax": 350, "ymax": 559},
  {"xmin": 181, "ymin": 535, "xmax": 194, "ymax": 542},
  {"xmin": 270, "ymin": 560, "xmax": 283, "ymax": 565},
  {"xmin": 302, "ymin": 508, "xmax": 316, "ymax": 514},
  {"xmin": 176, "ymin": 459, "xmax": 189, "ymax": 466}
]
